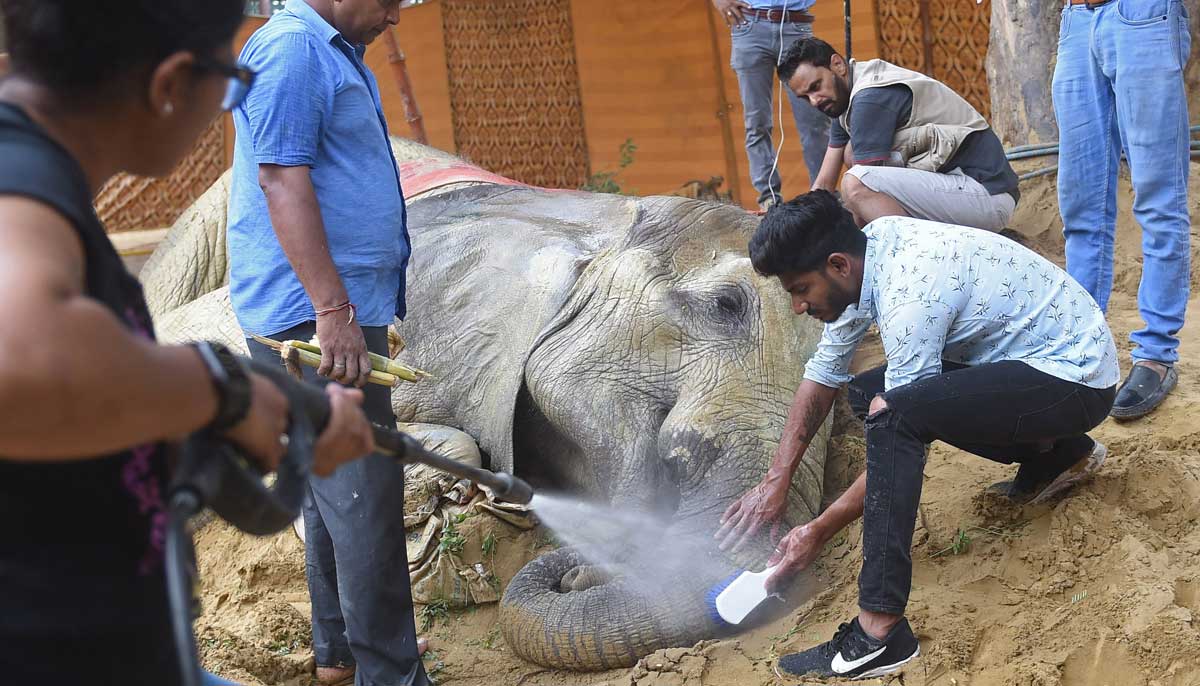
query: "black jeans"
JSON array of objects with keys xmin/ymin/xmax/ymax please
[
  {"xmin": 247, "ymin": 322, "xmax": 428, "ymax": 686},
  {"xmin": 848, "ymin": 360, "xmax": 1115, "ymax": 616}
]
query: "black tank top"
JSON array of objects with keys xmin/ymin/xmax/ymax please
[{"xmin": 0, "ymin": 102, "xmax": 170, "ymax": 633}]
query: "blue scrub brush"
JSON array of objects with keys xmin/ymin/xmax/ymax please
[{"xmin": 705, "ymin": 564, "xmax": 780, "ymax": 629}]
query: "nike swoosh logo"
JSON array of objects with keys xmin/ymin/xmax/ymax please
[{"xmin": 831, "ymin": 646, "xmax": 887, "ymax": 674}]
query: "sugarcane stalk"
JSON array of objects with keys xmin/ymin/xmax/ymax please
[
  {"xmin": 284, "ymin": 339, "xmax": 427, "ymax": 382},
  {"xmin": 387, "ymin": 326, "xmax": 406, "ymax": 354},
  {"xmin": 280, "ymin": 342, "xmax": 401, "ymax": 388}
]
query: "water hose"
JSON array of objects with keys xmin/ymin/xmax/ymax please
[
  {"xmin": 1011, "ymin": 126, "xmax": 1200, "ymax": 183},
  {"xmin": 165, "ymin": 355, "xmax": 533, "ymax": 686}
]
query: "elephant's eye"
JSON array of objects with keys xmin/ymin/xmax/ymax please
[{"xmin": 712, "ymin": 286, "xmax": 748, "ymax": 318}]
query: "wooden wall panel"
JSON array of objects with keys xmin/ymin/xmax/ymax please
[
  {"xmin": 570, "ymin": 0, "xmax": 880, "ymax": 206},
  {"xmin": 569, "ymin": 0, "xmax": 731, "ymax": 199}
]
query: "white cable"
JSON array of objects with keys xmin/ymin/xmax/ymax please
[{"xmin": 766, "ymin": 8, "xmax": 787, "ymax": 207}]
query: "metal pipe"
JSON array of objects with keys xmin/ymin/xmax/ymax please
[
  {"xmin": 844, "ymin": 0, "xmax": 853, "ymax": 60},
  {"xmin": 1008, "ymin": 123, "xmax": 1200, "ymax": 156},
  {"xmin": 373, "ymin": 428, "xmax": 534, "ymax": 505},
  {"xmin": 705, "ymin": 2, "xmax": 743, "ymax": 206},
  {"xmin": 1019, "ymin": 165, "xmax": 1058, "ymax": 182},
  {"xmin": 1007, "ymin": 148, "xmax": 1060, "ymax": 161},
  {"xmin": 1006, "ymin": 143, "xmax": 1059, "ymax": 155},
  {"xmin": 1021, "ymin": 150, "xmax": 1200, "ymax": 183},
  {"xmin": 382, "ymin": 28, "xmax": 428, "ymax": 145}
]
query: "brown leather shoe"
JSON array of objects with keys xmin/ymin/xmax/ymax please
[{"xmin": 316, "ymin": 666, "xmax": 355, "ymax": 686}]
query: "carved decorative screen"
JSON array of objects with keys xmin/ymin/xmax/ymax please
[
  {"xmin": 95, "ymin": 118, "xmax": 226, "ymax": 232},
  {"xmin": 440, "ymin": 0, "xmax": 590, "ymax": 188},
  {"xmin": 877, "ymin": 0, "xmax": 992, "ymax": 119}
]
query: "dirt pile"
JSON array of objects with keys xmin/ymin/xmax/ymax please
[{"xmin": 193, "ymin": 167, "xmax": 1200, "ymax": 685}]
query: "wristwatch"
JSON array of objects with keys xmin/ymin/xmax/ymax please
[{"xmin": 192, "ymin": 341, "xmax": 253, "ymax": 432}]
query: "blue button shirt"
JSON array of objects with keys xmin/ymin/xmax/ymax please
[
  {"xmin": 804, "ymin": 217, "xmax": 1120, "ymax": 391},
  {"xmin": 746, "ymin": 1, "xmax": 816, "ymax": 10},
  {"xmin": 228, "ymin": 0, "xmax": 410, "ymax": 336}
]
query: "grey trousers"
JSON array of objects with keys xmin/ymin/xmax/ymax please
[
  {"xmin": 246, "ymin": 322, "xmax": 428, "ymax": 686},
  {"xmin": 730, "ymin": 14, "xmax": 831, "ymax": 204}
]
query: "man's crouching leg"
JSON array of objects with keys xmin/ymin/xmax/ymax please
[{"xmin": 775, "ymin": 395, "xmax": 923, "ymax": 680}]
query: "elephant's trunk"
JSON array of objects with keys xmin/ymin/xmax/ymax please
[
  {"xmin": 498, "ymin": 399, "xmax": 824, "ymax": 671},
  {"xmin": 499, "ymin": 545, "xmax": 733, "ymax": 671},
  {"xmin": 498, "ymin": 459, "xmax": 768, "ymax": 670}
]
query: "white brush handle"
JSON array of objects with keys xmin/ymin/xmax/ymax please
[{"xmin": 715, "ymin": 564, "xmax": 780, "ymax": 625}]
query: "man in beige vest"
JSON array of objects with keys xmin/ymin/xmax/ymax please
[{"xmin": 778, "ymin": 37, "xmax": 1019, "ymax": 231}]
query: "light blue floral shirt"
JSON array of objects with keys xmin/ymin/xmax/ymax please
[{"xmin": 804, "ymin": 217, "xmax": 1120, "ymax": 392}]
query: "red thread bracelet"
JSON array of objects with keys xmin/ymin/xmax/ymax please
[{"xmin": 315, "ymin": 301, "xmax": 356, "ymax": 323}]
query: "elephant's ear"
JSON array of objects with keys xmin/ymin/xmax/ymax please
[
  {"xmin": 389, "ymin": 185, "xmax": 632, "ymax": 474},
  {"xmin": 140, "ymin": 170, "xmax": 233, "ymax": 318},
  {"xmin": 619, "ymin": 197, "xmax": 760, "ymax": 268}
]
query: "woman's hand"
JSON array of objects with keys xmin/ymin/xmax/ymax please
[
  {"xmin": 311, "ymin": 384, "xmax": 375, "ymax": 477},
  {"xmin": 221, "ymin": 371, "xmax": 290, "ymax": 472}
]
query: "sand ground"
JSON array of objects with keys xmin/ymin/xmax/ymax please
[{"xmin": 194, "ymin": 166, "xmax": 1200, "ymax": 686}]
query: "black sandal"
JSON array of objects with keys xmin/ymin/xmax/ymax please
[{"xmin": 1110, "ymin": 363, "xmax": 1177, "ymax": 421}]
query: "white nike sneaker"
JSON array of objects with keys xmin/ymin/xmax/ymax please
[{"xmin": 774, "ymin": 617, "xmax": 920, "ymax": 680}]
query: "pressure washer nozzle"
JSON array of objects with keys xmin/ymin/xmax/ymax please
[{"xmin": 490, "ymin": 472, "xmax": 535, "ymax": 505}]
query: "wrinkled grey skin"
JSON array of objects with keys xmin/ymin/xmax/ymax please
[{"xmin": 144, "ymin": 138, "xmax": 828, "ymax": 672}]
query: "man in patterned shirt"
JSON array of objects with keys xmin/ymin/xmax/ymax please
[{"xmin": 715, "ymin": 191, "xmax": 1118, "ymax": 680}]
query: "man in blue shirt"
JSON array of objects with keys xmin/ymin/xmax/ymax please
[
  {"xmin": 228, "ymin": 1, "xmax": 427, "ymax": 684},
  {"xmin": 717, "ymin": 191, "xmax": 1117, "ymax": 680},
  {"xmin": 713, "ymin": 0, "xmax": 830, "ymax": 210}
]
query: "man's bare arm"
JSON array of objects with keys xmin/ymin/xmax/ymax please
[
  {"xmin": 258, "ymin": 164, "xmax": 371, "ymax": 387},
  {"xmin": 811, "ymin": 146, "xmax": 846, "ymax": 192},
  {"xmin": 717, "ymin": 380, "xmax": 839, "ymax": 551}
]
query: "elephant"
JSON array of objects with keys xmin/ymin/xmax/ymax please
[{"xmin": 142, "ymin": 138, "xmax": 829, "ymax": 672}]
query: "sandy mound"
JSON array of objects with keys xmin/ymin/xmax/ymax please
[{"xmin": 192, "ymin": 167, "xmax": 1200, "ymax": 685}]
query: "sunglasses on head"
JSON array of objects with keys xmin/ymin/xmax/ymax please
[{"xmin": 194, "ymin": 59, "xmax": 257, "ymax": 111}]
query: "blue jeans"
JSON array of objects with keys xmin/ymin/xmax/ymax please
[
  {"xmin": 246, "ymin": 323, "xmax": 428, "ymax": 686},
  {"xmin": 730, "ymin": 15, "xmax": 831, "ymax": 205},
  {"xmin": 1052, "ymin": 0, "xmax": 1192, "ymax": 364}
]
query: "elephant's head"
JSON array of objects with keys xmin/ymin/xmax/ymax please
[{"xmin": 500, "ymin": 197, "xmax": 827, "ymax": 669}]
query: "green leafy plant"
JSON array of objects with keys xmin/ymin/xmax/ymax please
[
  {"xmin": 438, "ymin": 513, "xmax": 470, "ymax": 556},
  {"xmin": 580, "ymin": 139, "xmax": 637, "ymax": 194},
  {"xmin": 420, "ymin": 598, "xmax": 450, "ymax": 632},
  {"xmin": 932, "ymin": 527, "xmax": 972, "ymax": 557},
  {"xmin": 930, "ymin": 524, "xmax": 1011, "ymax": 558}
]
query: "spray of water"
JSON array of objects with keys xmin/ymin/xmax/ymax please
[{"xmin": 528, "ymin": 492, "xmax": 737, "ymax": 596}]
